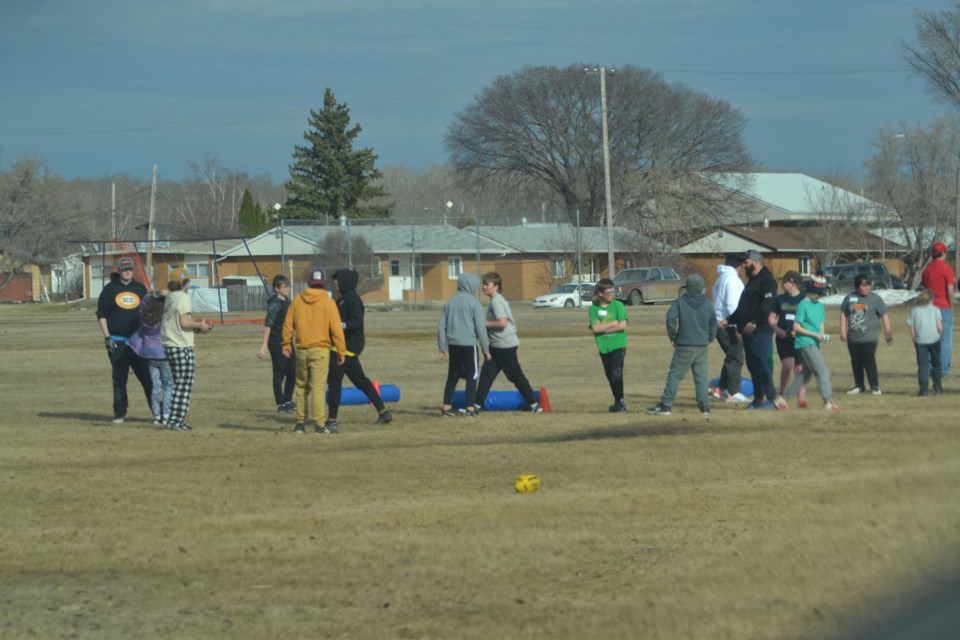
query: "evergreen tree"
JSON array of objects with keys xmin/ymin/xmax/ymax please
[
  {"xmin": 238, "ymin": 188, "xmax": 268, "ymax": 236},
  {"xmin": 285, "ymin": 88, "xmax": 392, "ymax": 220}
]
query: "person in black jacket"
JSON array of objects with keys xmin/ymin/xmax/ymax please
[
  {"xmin": 96, "ymin": 256, "xmax": 153, "ymax": 423},
  {"xmin": 729, "ymin": 250, "xmax": 780, "ymax": 409},
  {"xmin": 326, "ymin": 269, "xmax": 392, "ymax": 428},
  {"xmin": 257, "ymin": 275, "xmax": 296, "ymax": 413}
]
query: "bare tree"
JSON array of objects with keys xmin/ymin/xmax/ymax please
[
  {"xmin": 902, "ymin": 1, "xmax": 960, "ymax": 110},
  {"xmin": 446, "ymin": 64, "xmax": 752, "ymax": 229},
  {"xmin": 313, "ymin": 230, "xmax": 383, "ymax": 296},
  {"xmin": 866, "ymin": 118, "xmax": 960, "ymax": 285},
  {"xmin": 165, "ymin": 156, "xmax": 248, "ymax": 239}
]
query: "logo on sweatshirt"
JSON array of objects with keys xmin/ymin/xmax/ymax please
[{"xmin": 115, "ymin": 291, "xmax": 141, "ymax": 310}]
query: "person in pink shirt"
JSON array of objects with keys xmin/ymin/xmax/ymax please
[{"xmin": 921, "ymin": 241, "xmax": 956, "ymax": 377}]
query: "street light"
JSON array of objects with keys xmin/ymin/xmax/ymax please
[
  {"xmin": 274, "ymin": 203, "xmax": 285, "ymax": 280},
  {"xmin": 585, "ymin": 66, "xmax": 616, "ymax": 277}
]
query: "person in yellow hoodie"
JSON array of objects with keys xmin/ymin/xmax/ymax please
[{"xmin": 282, "ymin": 267, "xmax": 346, "ymax": 434}]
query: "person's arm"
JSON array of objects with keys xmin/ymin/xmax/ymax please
[
  {"xmin": 257, "ymin": 326, "xmax": 271, "ymax": 359},
  {"xmin": 282, "ymin": 300, "xmax": 295, "ymax": 357},
  {"xmin": 768, "ymin": 310, "xmax": 785, "ymax": 338},
  {"xmin": 949, "ymin": 282, "xmax": 956, "ymax": 306},
  {"xmin": 487, "ymin": 316, "xmax": 508, "ymax": 330},
  {"xmin": 839, "ymin": 308, "xmax": 849, "ymax": 342},
  {"xmin": 179, "ymin": 312, "xmax": 210, "ymax": 333},
  {"xmin": 881, "ymin": 313, "xmax": 893, "ymax": 344}
]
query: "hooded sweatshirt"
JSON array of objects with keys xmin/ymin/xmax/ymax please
[
  {"xmin": 282, "ymin": 286, "xmax": 347, "ymax": 354},
  {"xmin": 334, "ymin": 269, "xmax": 366, "ymax": 356},
  {"xmin": 712, "ymin": 264, "xmax": 744, "ymax": 322},
  {"xmin": 438, "ymin": 273, "xmax": 490, "ymax": 352},
  {"xmin": 96, "ymin": 272, "xmax": 148, "ymax": 339},
  {"xmin": 666, "ymin": 274, "xmax": 717, "ymax": 346}
]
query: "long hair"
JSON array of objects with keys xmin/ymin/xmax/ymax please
[{"xmin": 141, "ymin": 295, "xmax": 165, "ymax": 326}]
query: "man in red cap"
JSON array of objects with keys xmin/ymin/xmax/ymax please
[{"xmin": 921, "ymin": 241, "xmax": 955, "ymax": 377}]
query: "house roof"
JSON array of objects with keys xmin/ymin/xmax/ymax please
[
  {"xmin": 704, "ymin": 172, "xmax": 880, "ymax": 223},
  {"xmin": 465, "ymin": 224, "xmax": 667, "ymax": 253},
  {"xmin": 680, "ymin": 225, "xmax": 908, "ymax": 255}
]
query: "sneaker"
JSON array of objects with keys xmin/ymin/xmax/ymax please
[
  {"xmin": 529, "ymin": 403, "xmax": 544, "ymax": 413},
  {"xmin": 608, "ymin": 402, "xmax": 628, "ymax": 413},
  {"xmin": 824, "ymin": 400, "xmax": 842, "ymax": 411},
  {"xmin": 698, "ymin": 402, "xmax": 710, "ymax": 416},
  {"xmin": 918, "ymin": 389, "xmax": 928, "ymax": 397},
  {"xmin": 277, "ymin": 401, "xmax": 295, "ymax": 414},
  {"xmin": 797, "ymin": 399, "xmax": 809, "ymax": 409},
  {"xmin": 934, "ymin": 386, "xmax": 944, "ymax": 395},
  {"xmin": 317, "ymin": 420, "xmax": 339, "ymax": 434},
  {"xmin": 463, "ymin": 409, "xmax": 479, "ymax": 418},
  {"xmin": 165, "ymin": 423, "xmax": 187, "ymax": 431},
  {"xmin": 441, "ymin": 408, "xmax": 461, "ymax": 417},
  {"xmin": 773, "ymin": 396, "xmax": 790, "ymax": 411},
  {"xmin": 375, "ymin": 410, "xmax": 393, "ymax": 425},
  {"xmin": 112, "ymin": 416, "xmax": 125, "ymax": 424},
  {"xmin": 293, "ymin": 423, "xmax": 306, "ymax": 433},
  {"xmin": 846, "ymin": 387, "xmax": 864, "ymax": 395},
  {"xmin": 746, "ymin": 400, "xmax": 776, "ymax": 410},
  {"xmin": 726, "ymin": 392, "xmax": 750, "ymax": 404},
  {"xmin": 872, "ymin": 388, "xmax": 883, "ymax": 396},
  {"xmin": 153, "ymin": 416, "xmax": 163, "ymax": 425},
  {"xmin": 646, "ymin": 402, "xmax": 671, "ymax": 416},
  {"xmin": 473, "ymin": 404, "xmax": 483, "ymax": 415},
  {"xmin": 708, "ymin": 387, "xmax": 723, "ymax": 401}
]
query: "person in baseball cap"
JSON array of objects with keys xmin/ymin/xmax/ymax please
[
  {"xmin": 932, "ymin": 241, "xmax": 948, "ymax": 256},
  {"xmin": 921, "ymin": 239, "xmax": 956, "ymax": 377},
  {"xmin": 116, "ymin": 256, "xmax": 135, "ymax": 271},
  {"xmin": 307, "ymin": 266, "xmax": 327, "ymax": 288}
]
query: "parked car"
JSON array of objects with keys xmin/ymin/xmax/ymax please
[
  {"xmin": 820, "ymin": 262, "xmax": 892, "ymax": 295},
  {"xmin": 612, "ymin": 267, "xmax": 683, "ymax": 305},
  {"xmin": 532, "ymin": 282, "xmax": 595, "ymax": 309}
]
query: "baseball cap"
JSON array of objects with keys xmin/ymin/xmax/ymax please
[
  {"xmin": 932, "ymin": 241, "xmax": 948, "ymax": 254},
  {"xmin": 170, "ymin": 265, "xmax": 190, "ymax": 282},
  {"xmin": 117, "ymin": 256, "xmax": 135, "ymax": 270},
  {"xmin": 307, "ymin": 267, "xmax": 327, "ymax": 287},
  {"xmin": 781, "ymin": 271, "xmax": 802, "ymax": 285},
  {"xmin": 741, "ymin": 250, "xmax": 763, "ymax": 262}
]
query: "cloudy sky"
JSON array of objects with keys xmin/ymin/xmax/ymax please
[{"xmin": 0, "ymin": 0, "xmax": 950, "ymax": 184}]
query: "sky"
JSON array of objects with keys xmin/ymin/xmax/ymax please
[{"xmin": 0, "ymin": 0, "xmax": 952, "ymax": 185}]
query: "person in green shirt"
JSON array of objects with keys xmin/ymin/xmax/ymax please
[{"xmin": 589, "ymin": 278, "xmax": 629, "ymax": 412}]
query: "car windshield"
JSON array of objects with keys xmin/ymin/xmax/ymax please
[
  {"xmin": 550, "ymin": 284, "xmax": 577, "ymax": 294},
  {"xmin": 821, "ymin": 266, "xmax": 842, "ymax": 279},
  {"xmin": 614, "ymin": 269, "xmax": 647, "ymax": 284}
]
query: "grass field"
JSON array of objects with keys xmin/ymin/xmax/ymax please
[{"xmin": 2, "ymin": 301, "xmax": 960, "ymax": 639}]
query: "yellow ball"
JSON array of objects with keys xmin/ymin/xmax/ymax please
[{"xmin": 514, "ymin": 474, "xmax": 541, "ymax": 493}]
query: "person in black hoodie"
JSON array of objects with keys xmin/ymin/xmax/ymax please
[
  {"xmin": 729, "ymin": 250, "xmax": 780, "ymax": 409},
  {"xmin": 96, "ymin": 255, "xmax": 153, "ymax": 423},
  {"xmin": 326, "ymin": 269, "xmax": 392, "ymax": 428}
]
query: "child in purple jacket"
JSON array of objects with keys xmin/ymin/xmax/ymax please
[{"xmin": 128, "ymin": 291, "xmax": 173, "ymax": 425}]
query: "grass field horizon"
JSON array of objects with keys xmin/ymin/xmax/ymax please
[{"xmin": 2, "ymin": 301, "xmax": 960, "ymax": 639}]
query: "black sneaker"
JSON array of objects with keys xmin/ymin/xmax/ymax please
[
  {"xmin": 441, "ymin": 408, "xmax": 461, "ymax": 417},
  {"xmin": 698, "ymin": 402, "xmax": 710, "ymax": 416},
  {"xmin": 165, "ymin": 423, "xmax": 187, "ymax": 431},
  {"xmin": 317, "ymin": 420, "xmax": 339, "ymax": 434},
  {"xmin": 646, "ymin": 403, "xmax": 672, "ymax": 416},
  {"xmin": 293, "ymin": 423, "xmax": 306, "ymax": 434},
  {"xmin": 529, "ymin": 403, "xmax": 544, "ymax": 413},
  {"xmin": 277, "ymin": 401, "xmax": 295, "ymax": 414},
  {"xmin": 463, "ymin": 409, "xmax": 479, "ymax": 418},
  {"xmin": 375, "ymin": 410, "xmax": 393, "ymax": 425},
  {"xmin": 935, "ymin": 386, "xmax": 944, "ymax": 395},
  {"xmin": 608, "ymin": 402, "xmax": 627, "ymax": 413}
]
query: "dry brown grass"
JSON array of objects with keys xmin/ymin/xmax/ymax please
[{"xmin": 2, "ymin": 301, "xmax": 960, "ymax": 639}]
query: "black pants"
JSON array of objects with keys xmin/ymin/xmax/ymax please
[
  {"xmin": 599, "ymin": 348, "xmax": 625, "ymax": 404},
  {"xmin": 847, "ymin": 341, "xmax": 879, "ymax": 390},
  {"xmin": 476, "ymin": 346, "xmax": 537, "ymax": 407},
  {"xmin": 715, "ymin": 326, "xmax": 744, "ymax": 394},
  {"xmin": 327, "ymin": 355, "xmax": 385, "ymax": 419},
  {"xmin": 443, "ymin": 344, "xmax": 479, "ymax": 406},
  {"xmin": 268, "ymin": 342, "xmax": 296, "ymax": 406},
  {"xmin": 108, "ymin": 342, "xmax": 152, "ymax": 418}
]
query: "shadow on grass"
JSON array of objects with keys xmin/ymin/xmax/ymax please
[
  {"xmin": 217, "ymin": 422, "xmax": 285, "ymax": 433},
  {"xmin": 38, "ymin": 411, "xmax": 152, "ymax": 425},
  {"xmin": 537, "ymin": 422, "xmax": 708, "ymax": 442}
]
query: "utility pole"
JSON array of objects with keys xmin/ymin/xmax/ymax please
[
  {"xmin": 586, "ymin": 66, "xmax": 616, "ymax": 276},
  {"xmin": 111, "ymin": 182, "xmax": 116, "ymax": 238},
  {"xmin": 955, "ymin": 153, "xmax": 959, "ymax": 279},
  {"xmin": 146, "ymin": 165, "xmax": 158, "ymax": 287}
]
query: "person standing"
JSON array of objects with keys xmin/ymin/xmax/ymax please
[
  {"xmin": 907, "ymin": 289, "xmax": 943, "ymax": 396},
  {"xmin": 729, "ymin": 250, "xmax": 780, "ymax": 410},
  {"xmin": 839, "ymin": 274, "xmax": 893, "ymax": 395},
  {"xmin": 647, "ymin": 274, "xmax": 716, "ymax": 416},
  {"xmin": 589, "ymin": 278, "xmax": 629, "ymax": 412},
  {"xmin": 96, "ymin": 255, "xmax": 153, "ymax": 424},
  {"xmin": 282, "ymin": 267, "xmax": 346, "ymax": 434},
  {"xmin": 438, "ymin": 272, "xmax": 491, "ymax": 417},
  {"xmin": 475, "ymin": 272, "xmax": 542, "ymax": 413},
  {"xmin": 769, "ymin": 271, "xmax": 808, "ymax": 408},
  {"xmin": 920, "ymin": 241, "xmax": 955, "ymax": 377},
  {"xmin": 326, "ymin": 269, "xmax": 392, "ymax": 429},
  {"xmin": 160, "ymin": 268, "xmax": 213, "ymax": 431},
  {"xmin": 710, "ymin": 254, "xmax": 748, "ymax": 403},
  {"xmin": 127, "ymin": 289, "xmax": 173, "ymax": 426},
  {"xmin": 257, "ymin": 275, "xmax": 296, "ymax": 414}
]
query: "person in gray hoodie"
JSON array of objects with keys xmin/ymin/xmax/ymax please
[
  {"xmin": 438, "ymin": 272, "xmax": 491, "ymax": 417},
  {"xmin": 648, "ymin": 274, "xmax": 717, "ymax": 416}
]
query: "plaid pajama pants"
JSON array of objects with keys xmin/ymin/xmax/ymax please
[{"xmin": 165, "ymin": 347, "xmax": 196, "ymax": 429}]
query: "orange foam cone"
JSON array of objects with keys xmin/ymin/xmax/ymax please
[{"xmin": 538, "ymin": 387, "xmax": 552, "ymax": 413}]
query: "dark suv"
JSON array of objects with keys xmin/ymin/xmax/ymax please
[
  {"xmin": 612, "ymin": 267, "xmax": 683, "ymax": 305},
  {"xmin": 820, "ymin": 262, "xmax": 892, "ymax": 294}
]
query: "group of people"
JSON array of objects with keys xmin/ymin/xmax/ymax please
[
  {"xmin": 99, "ymin": 242, "xmax": 956, "ymax": 426},
  {"xmin": 97, "ymin": 257, "xmax": 212, "ymax": 431}
]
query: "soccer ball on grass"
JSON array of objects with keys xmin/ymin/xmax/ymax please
[{"xmin": 514, "ymin": 474, "xmax": 541, "ymax": 493}]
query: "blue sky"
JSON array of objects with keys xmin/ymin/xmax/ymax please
[{"xmin": 0, "ymin": 0, "xmax": 950, "ymax": 183}]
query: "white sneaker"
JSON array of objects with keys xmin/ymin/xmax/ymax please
[
  {"xmin": 872, "ymin": 388, "xmax": 883, "ymax": 396},
  {"xmin": 846, "ymin": 387, "xmax": 864, "ymax": 395},
  {"xmin": 726, "ymin": 392, "xmax": 749, "ymax": 404}
]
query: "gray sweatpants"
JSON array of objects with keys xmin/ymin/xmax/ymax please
[
  {"xmin": 782, "ymin": 345, "xmax": 833, "ymax": 402},
  {"xmin": 659, "ymin": 345, "xmax": 710, "ymax": 407}
]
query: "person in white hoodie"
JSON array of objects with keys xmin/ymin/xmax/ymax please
[{"xmin": 710, "ymin": 254, "xmax": 748, "ymax": 403}]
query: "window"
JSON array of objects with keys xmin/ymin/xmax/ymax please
[
  {"xmin": 187, "ymin": 262, "xmax": 209, "ymax": 278},
  {"xmin": 448, "ymin": 256, "xmax": 463, "ymax": 279},
  {"xmin": 798, "ymin": 256, "xmax": 810, "ymax": 276},
  {"xmin": 552, "ymin": 259, "xmax": 565, "ymax": 278},
  {"xmin": 390, "ymin": 260, "xmax": 400, "ymax": 277},
  {"xmin": 371, "ymin": 257, "xmax": 382, "ymax": 278}
]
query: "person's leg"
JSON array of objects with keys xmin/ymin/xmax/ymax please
[
  {"xmin": 660, "ymin": 346, "xmax": 693, "ymax": 407},
  {"xmin": 282, "ymin": 346, "xmax": 297, "ymax": 404},
  {"xmin": 847, "ymin": 342, "xmax": 865, "ymax": 390},
  {"xmin": 930, "ymin": 341, "xmax": 942, "ymax": 391},
  {"xmin": 496, "ymin": 347, "xmax": 538, "ymax": 406},
  {"xmin": 443, "ymin": 346, "xmax": 465, "ymax": 407},
  {"xmin": 801, "ymin": 346, "xmax": 833, "ymax": 402},
  {"xmin": 861, "ymin": 342, "xmax": 880, "ymax": 390},
  {"xmin": 717, "ymin": 328, "xmax": 743, "ymax": 394},
  {"xmin": 268, "ymin": 342, "xmax": 286, "ymax": 405},
  {"xmin": 109, "ymin": 344, "xmax": 131, "ymax": 419},
  {"xmin": 294, "ymin": 350, "xmax": 309, "ymax": 423},
  {"xmin": 742, "ymin": 334, "xmax": 762, "ymax": 402},
  {"xmin": 129, "ymin": 350, "xmax": 154, "ymax": 412},
  {"xmin": 327, "ymin": 355, "xmax": 346, "ymax": 420},
  {"xmin": 940, "ymin": 307, "xmax": 953, "ymax": 376},
  {"xmin": 306, "ymin": 348, "xmax": 329, "ymax": 425},
  {"xmin": 915, "ymin": 343, "xmax": 930, "ymax": 393},
  {"xmin": 608, "ymin": 348, "xmax": 625, "ymax": 405},
  {"xmin": 343, "ymin": 357, "xmax": 386, "ymax": 412},
  {"xmin": 782, "ymin": 349, "xmax": 813, "ymax": 400},
  {"xmin": 464, "ymin": 345, "xmax": 480, "ymax": 410},
  {"xmin": 475, "ymin": 351, "xmax": 502, "ymax": 408},
  {"xmin": 166, "ymin": 347, "xmax": 196, "ymax": 428},
  {"xmin": 159, "ymin": 360, "xmax": 174, "ymax": 422},
  {"xmin": 715, "ymin": 327, "xmax": 731, "ymax": 391},
  {"xmin": 690, "ymin": 346, "xmax": 711, "ymax": 408},
  {"xmin": 149, "ymin": 360, "xmax": 163, "ymax": 419}
]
